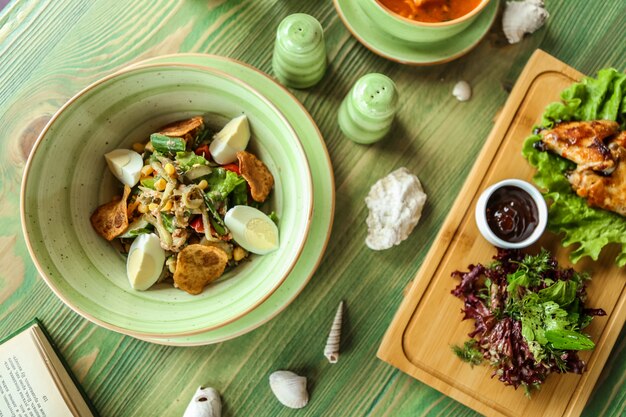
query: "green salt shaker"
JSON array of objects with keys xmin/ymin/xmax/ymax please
[
  {"xmin": 272, "ymin": 13, "xmax": 327, "ymax": 89},
  {"xmin": 338, "ymin": 73, "xmax": 398, "ymax": 144}
]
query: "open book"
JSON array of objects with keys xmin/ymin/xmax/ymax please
[{"xmin": 0, "ymin": 320, "xmax": 97, "ymax": 417}]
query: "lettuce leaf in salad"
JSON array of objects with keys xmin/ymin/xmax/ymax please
[
  {"xmin": 231, "ymin": 182, "xmax": 248, "ymax": 206},
  {"xmin": 522, "ymin": 68, "xmax": 626, "ymax": 267},
  {"xmin": 175, "ymin": 151, "xmax": 209, "ymax": 172},
  {"xmin": 205, "ymin": 168, "xmax": 246, "ymax": 201},
  {"xmin": 452, "ymin": 249, "xmax": 605, "ymax": 394}
]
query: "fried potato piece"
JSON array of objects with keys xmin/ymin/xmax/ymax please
[
  {"xmin": 173, "ymin": 244, "xmax": 228, "ymax": 295},
  {"xmin": 237, "ymin": 150, "xmax": 274, "ymax": 202},
  {"xmin": 90, "ymin": 185, "xmax": 131, "ymax": 241},
  {"xmin": 158, "ymin": 116, "xmax": 204, "ymax": 140}
]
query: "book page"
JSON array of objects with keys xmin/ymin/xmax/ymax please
[{"xmin": 0, "ymin": 326, "xmax": 74, "ymax": 417}]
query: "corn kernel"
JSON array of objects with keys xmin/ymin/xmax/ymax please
[
  {"xmin": 162, "ymin": 200, "xmax": 173, "ymax": 211},
  {"xmin": 141, "ymin": 165, "xmax": 154, "ymax": 176},
  {"xmin": 154, "ymin": 178, "xmax": 167, "ymax": 191},
  {"xmin": 164, "ymin": 163, "xmax": 176, "ymax": 176},
  {"xmin": 138, "ymin": 204, "xmax": 148, "ymax": 214},
  {"xmin": 197, "ymin": 179, "xmax": 208, "ymax": 190},
  {"xmin": 233, "ymin": 247, "xmax": 247, "ymax": 262},
  {"xmin": 132, "ymin": 142, "xmax": 145, "ymax": 153},
  {"xmin": 148, "ymin": 203, "xmax": 159, "ymax": 211}
]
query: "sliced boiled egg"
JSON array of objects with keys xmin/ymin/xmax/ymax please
[
  {"xmin": 126, "ymin": 233, "xmax": 165, "ymax": 291},
  {"xmin": 209, "ymin": 115, "xmax": 250, "ymax": 164},
  {"xmin": 224, "ymin": 206, "xmax": 279, "ymax": 255},
  {"xmin": 104, "ymin": 149, "xmax": 143, "ymax": 187}
]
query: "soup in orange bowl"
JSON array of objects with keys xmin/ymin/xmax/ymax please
[
  {"xmin": 360, "ymin": 0, "xmax": 491, "ymax": 43},
  {"xmin": 377, "ymin": 0, "xmax": 483, "ymax": 23}
]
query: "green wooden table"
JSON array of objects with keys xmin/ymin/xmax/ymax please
[{"xmin": 1, "ymin": 1, "xmax": 624, "ymax": 416}]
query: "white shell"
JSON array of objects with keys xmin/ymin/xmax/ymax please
[
  {"xmin": 324, "ymin": 301, "xmax": 344, "ymax": 363},
  {"xmin": 503, "ymin": 0, "xmax": 550, "ymax": 44},
  {"xmin": 182, "ymin": 386, "xmax": 221, "ymax": 417},
  {"xmin": 269, "ymin": 371, "xmax": 309, "ymax": 409},
  {"xmin": 365, "ymin": 167, "xmax": 428, "ymax": 250},
  {"xmin": 452, "ymin": 81, "xmax": 472, "ymax": 102}
]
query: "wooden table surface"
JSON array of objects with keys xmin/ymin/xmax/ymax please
[{"xmin": 0, "ymin": 1, "xmax": 624, "ymax": 416}]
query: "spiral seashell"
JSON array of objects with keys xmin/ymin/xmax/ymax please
[
  {"xmin": 324, "ymin": 300, "xmax": 344, "ymax": 363},
  {"xmin": 269, "ymin": 370, "xmax": 309, "ymax": 409},
  {"xmin": 182, "ymin": 386, "xmax": 221, "ymax": 417}
]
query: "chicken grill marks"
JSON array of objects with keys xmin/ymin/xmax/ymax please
[
  {"xmin": 568, "ymin": 145, "xmax": 626, "ymax": 216},
  {"xmin": 538, "ymin": 120, "xmax": 626, "ymax": 217},
  {"xmin": 539, "ymin": 120, "xmax": 619, "ymax": 174}
]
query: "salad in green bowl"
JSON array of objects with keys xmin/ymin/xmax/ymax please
[{"xmin": 91, "ymin": 115, "xmax": 279, "ymax": 295}]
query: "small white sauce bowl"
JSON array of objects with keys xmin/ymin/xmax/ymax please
[{"xmin": 475, "ymin": 179, "xmax": 548, "ymax": 249}]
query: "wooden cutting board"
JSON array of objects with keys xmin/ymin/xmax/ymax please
[{"xmin": 377, "ymin": 49, "xmax": 626, "ymax": 417}]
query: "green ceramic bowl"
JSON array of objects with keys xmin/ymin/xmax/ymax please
[
  {"xmin": 21, "ymin": 63, "xmax": 313, "ymax": 338},
  {"xmin": 360, "ymin": 0, "xmax": 491, "ymax": 43}
]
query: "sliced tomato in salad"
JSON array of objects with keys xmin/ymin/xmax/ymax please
[
  {"xmin": 222, "ymin": 163, "xmax": 240, "ymax": 175},
  {"xmin": 194, "ymin": 144, "xmax": 210, "ymax": 158},
  {"xmin": 189, "ymin": 216, "xmax": 204, "ymax": 233}
]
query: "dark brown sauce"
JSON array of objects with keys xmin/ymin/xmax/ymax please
[{"xmin": 486, "ymin": 186, "xmax": 538, "ymax": 243}]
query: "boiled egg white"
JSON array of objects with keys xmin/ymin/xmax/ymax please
[
  {"xmin": 224, "ymin": 206, "xmax": 279, "ymax": 255},
  {"xmin": 126, "ymin": 233, "xmax": 165, "ymax": 291},
  {"xmin": 104, "ymin": 149, "xmax": 143, "ymax": 187},
  {"xmin": 209, "ymin": 115, "xmax": 250, "ymax": 164}
]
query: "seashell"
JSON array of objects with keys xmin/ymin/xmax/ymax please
[
  {"xmin": 269, "ymin": 370, "xmax": 309, "ymax": 409},
  {"xmin": 503, "ymin": 0, "xmax": 550, "ymax": 44},
  {"xmin": 365, "ymin": 168, "xmax": 427, "ymax": 250},
  {"xmin": 452, "ymin": 81, "xmax": 472, "ymax": 102},
  {"xmin": 182, "ymin": 386, "xmax": 222, "ymax": 417},
  {"xmin": 324, "ymin": 301, "xmax": 344, "ymax": 363}
]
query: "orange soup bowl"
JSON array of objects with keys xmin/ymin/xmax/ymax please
[{"xmin": 360, "ymin": 0, "xmax": 492, "ymax": 43}]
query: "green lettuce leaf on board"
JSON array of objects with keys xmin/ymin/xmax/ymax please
[{"xmin": 522, "ymin": 68, "xmax": 626, "ymax": 267}]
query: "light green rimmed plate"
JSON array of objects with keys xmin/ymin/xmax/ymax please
[
  {"xmin": 132, "ymin": 54, "xmax": 335, "ymax": 346},
  {"xmin": 21, "ymin": 63, "xmax": 313, "ymax": 338},
  {"xmin": 333, "ymin": 0, "xmax": 499, "ymax": 65}
]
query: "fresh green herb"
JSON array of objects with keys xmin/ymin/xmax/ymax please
[
  {"xmin": 140, "ymin": 177, "xmax": 156, "ymax": 189},
  {"xmin": 538, "ymin": 280, "xmax": 578, "ymax": 306},
  {"xmin": 451, "ymin": 340, "xmax": 483, "ymax": 367},
  {"xmin": 268, "ymin": 211, "xmax": 279, "ymax": 225},
  {"xmin": 175, "ymin": 151, "xmax": 209, "ymax": 172},
  {"xmin": 231, "ymin": 182, "xmax": 248, "ymax": 206},
  {"xmin": 506, "ymin": 249, "xmax": 552, "ymax": 297},
  {"xmin": 545, "ymin": 329, "xmax": 595, "ymax": 350},
  {"xmin": 452, "ymin": 249, "xmax": 605, "ymax": 393},
  {"xmin": 202, "ymin": 192, "xmax": 227, "ymax": 235},
  {"xmin": 209, "ymin": 217, "xmax": 226, "ymax": 236},
  {"xmin": 161, "ymin": 213, "xmax": 175, "ymax": 233},
  {"xmin": 194, "ymin": 127, "xmax": 214, "ymax": 147},
  {"xmin": 204, "ymin": 168, "xmax": 246, "ymax": 201},
  {"xmin": 150, "ymin": 133, "xmax": 186, "ymax": 155},
  {"xmin": 119, "ymin": 217, "xmax": 152, "ymax": 238}
]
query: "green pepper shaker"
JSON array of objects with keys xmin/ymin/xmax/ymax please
[
  {"xmin": 272, "ymin": 13, "xmax": 327, "ymax": 89},
  {"xmin": 338, "ymin": 73, "xmax": 398, "ymax": 144}
]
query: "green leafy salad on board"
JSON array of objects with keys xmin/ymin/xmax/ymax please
[
  {"xmin": 90, "ymin": 115, "xmax": 280, "ymax": 295},
  {"xmin": 451, "ymin": 249, "xmax": 606, "ymax": 395},
  {"xmin": 522, "ymin": 68, "xmax": 626, "ymax": 267}
]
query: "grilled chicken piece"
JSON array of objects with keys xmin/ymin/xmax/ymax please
[
  {"xmin": 568, "ymin": 145, "xmax": 626, "ymax": 217},
  {"xmin": 540, "ymin": 120, "xmax": 620, "ymax": 174},
  {"xmin": 610, "ymin": 131, "xmax": 626, "ymax": 149}
]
